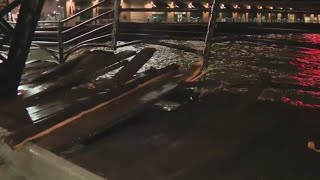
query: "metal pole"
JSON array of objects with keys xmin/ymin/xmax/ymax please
[
  {"xmin": 0, "ymin": 0, "xmax": 45, "ymax": 98},
  {"xmin": 58, "ymin": 20, "xmax": 64, "ymax": 63},
  {"xmin": 202, "ymin": 0, "xmax": 219, "ymax": 71},
  {"xmin": 111, "ymin": 0, "xmax": 121, "ymax": 51}
]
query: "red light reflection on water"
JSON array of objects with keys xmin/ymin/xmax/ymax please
[
  {"xmin": 289, "ymin": 47, "xmax": 320, "ymax": 87},
  {"xmin": 283, "ymin": 34, "xmax": 320, "ymax": 108},
  {"xmin": 300, "ymin": 34, "xmax": 320, "ymax": 45},
  {"xmin": 281, "ymin": 96, "xmax": 320, "ymax": 109}
]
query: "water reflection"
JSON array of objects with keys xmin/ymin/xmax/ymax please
[
  {"xmin": 300, "ymin": 34, "xmax": 320, "ymax": 45},
  {"xmin": 23, "ymin": 33, "xmax": 320, "ymax": 110},
  {"xmin": 289, "ymin": 47, "xmax": 320, "ymax": 87},
  {"xmin": 281, "ymin": 34, "xmax": 320, "ymax": 108}
]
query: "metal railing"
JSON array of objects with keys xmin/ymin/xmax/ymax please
[
  {"xmin": 1, "ymin": 0, "xmax": 118, "ymax": 63},
  {"xmin": 54, "ymin": 0, "xmax": 116, "ymax": 63},
  {"xmin": 2, "ymin": 1, "xmax": 319, "ymax": 63}
]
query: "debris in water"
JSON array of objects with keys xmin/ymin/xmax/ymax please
[
  {"xmin": 224, "ymin": 87, "xmax": 249, "ymax": 95},
  {"xmin": 60, "ymin": 144, "xmax": 85, "ymax": 155},
  {"xmin": 308, "ymin": 141, "xmax": 320, "ymax": 153},
  {"xmin": 190, "ymin": 80, "xmax": 224, "ymax": 98},
  {"xmin": 86, "ymin": 83, "xmax": 96, "ymax": 90},
  {"xmin": 257, "ymin": 89, "xmax": 280, "ymax": 102},
  {"xmin": 155, "ymin": 100, "xmax": 181, "ymax": 112}
]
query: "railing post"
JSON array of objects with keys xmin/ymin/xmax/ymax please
[
  {"xmin": 58, "ymin": 20, "xmax": 64, "ymax": 63},
  {"xmin": 111, "ymin": 0, "xmax": 121, "ymax": 51},
  {"xmin": 202, "ymin": 0, "xmax": 219, "ymax": 71},
  {"xmin": 1, "ymin": 0, "xmax": 45, "ymax": 97}
]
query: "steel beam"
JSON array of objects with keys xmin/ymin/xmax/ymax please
[
  {"xmin": 111, "ymin": 0, "xmax": 121, "ymax": 51},
  {"xmin": 0, "ymin": 0, "xmax": 45, "ymax": 98},
  {"xmin": 203, "ymin": 0, "xmax": 219, "ymax": 71}
]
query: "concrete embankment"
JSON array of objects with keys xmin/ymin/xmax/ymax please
[{"xmin": 0, "ymin": 128, "xmax": 105, "ymax": 180}]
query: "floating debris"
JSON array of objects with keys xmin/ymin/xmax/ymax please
[
  {"xmin": 308, "ymin": 141, "xmax": 320, "ymax": 153},
  {"xmin": 258, "ymin": 88, "xmax": 281, "ymax": 102},
  {"xmin": 223, "ymin": 87, "xmax": 249, "ymax": 95},
  {"xmin": 154, "ymin": 100, "xmax": 181, "ymax": 112}
]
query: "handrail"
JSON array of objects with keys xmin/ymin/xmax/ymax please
[
  {"xmin": 66, "ymin": 33, "xmax": 112, "ymax": 54},
  {"xmin": 63, "ymin": 10, "xmax": 113, "ymax": 34},
  {"xmin": 38, "ymin": 21, "xmax": 59, "ymax": 23},
  {"xmin": 61, "ymin": 0, "xmax": 107, "ymax": 23},
  {"xmin": 63, "ymin": 22, "xmax": 113, "ymax": 45},
  {"xmin": 0, "ymin": 0, "xmax": 22, "ymax": 17},
  {"xmin": 35, "ymin": 31, "xmax": 58, "ymax": 35},
  {"xmin": 63, "ymin": 43, "xmax": 111, "ymax": 61},
  {"xmin": 121, "ymin": 8, "xmax": 210, "ymax": 12},
  {"xmin": 32, "ymin": 41, "xmax": 59, "ymax": 45}
]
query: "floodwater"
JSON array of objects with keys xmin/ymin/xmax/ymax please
[
  {"xmin": 113, "ymin": 33, "xmax": 320, "ymax": 107},
  {"xmin": 50, "ymin": 33, "xmax": 320, "ymax": 179}
]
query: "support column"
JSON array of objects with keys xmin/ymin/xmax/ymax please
[
  {"xmin": 111, "ymin": 0, "xmax": 121, "ymax": 51},
  {"xmin": 0, "ymin": 0, "xmax": 45, "ymax": 98},
  {"xmin": 58, "ymin": 20, "xmax": 64, "ymax": 63},
  {"xmin": 202, "ymin": 0, "xmax": 219, "ymax": 71}
]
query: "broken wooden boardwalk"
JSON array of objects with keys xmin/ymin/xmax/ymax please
[
  {"xmin": 4, "ymin": 47, "xmax": 204, "ymax": 152},
  {"xmin": 20, "ymin": 50, "xmax": 137, "ymax": 102}
]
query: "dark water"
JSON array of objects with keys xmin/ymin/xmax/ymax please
[
  {"xmin": 115, "ymin": 34, "xmax": 320, "ymax": 107},
  {"xmin": 206, "ymin": 34, "xmax": 320, "ymax": 107},
  {"xmin": 59, "ymin": 33, "xmax": 320, "ymax": 180}
]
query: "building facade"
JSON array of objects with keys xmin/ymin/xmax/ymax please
[
  {"xmin": 119, "ymin": 0, "xmax": 320, "ymax": 23},
  {"xmin": 5, "ymin": 0, "xmax": 320, "ymax": 25}
]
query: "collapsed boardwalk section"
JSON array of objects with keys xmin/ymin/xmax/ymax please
[
  {"xmin": 0, "ymin": 44, "xmax": 204, "ymax": 179},
  {"xmin": 4, "ymin": 47, "xmax": 204, "ymax": 152},
  {"xmin": 0, "ymin": 0, "xmax": 208, "ymax": 178}
]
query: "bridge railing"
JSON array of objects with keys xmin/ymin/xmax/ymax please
[
  {"xmin": 2, "ymin": 1, "xmax": 320, "ymax": 64},
  {"xmin": 1, "ymin": 0, "xmax": 117, "ymax": 63},
  {"xmin": 56, "ymin": 0, "xmax": 115, "ymax": 63}
]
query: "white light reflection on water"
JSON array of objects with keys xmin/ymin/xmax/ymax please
[{"xmin": 71, "ymin": 34, "xmax": 320, "ymax": 108}]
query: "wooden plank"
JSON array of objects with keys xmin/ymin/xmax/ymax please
[
  {"xmin": 28, "ymin": 104, "xmax": 66, "ymax": 122},
  {"xmin": 5, "ymin": 58, "xmax": 205, "ymax": 150},
  {"xmin": 28, "ymin": 59, "xmax": 80, "ymax": 83},
  {"xmin": 4, "ymin": 65, "xmax": 180, "ymax": 150},
  {"xmin": 202, "ymin": 0, "xmax": 219, "ymax": 70},
  {"xmin": 27, "ymin": 101, "xmax": 62, "ymax": 115},
  {"xmin": 24, "ymin": 54, "xmax": 168, "ymax": 127},
  {"xmin": 111, "ymin": 0, "xmax": 121, "ymax": 50},
  {"xmin": 25, "ymin": 59, "xmax": 41, "ymax": 65},
  {"xmin": 5, "ymin": 60, "xmax": 200, "ymax": 151},
  {"xmin": 62, "ymin": 47, "xmax": 156, "ymax": 96},
  {"xmin": 84, "ymin": 59, "xmax": 129, "ymax": 81},
  {"xmin": 28, "ymin": 50, "xmax": 133, "ymax": 83},
  {"xmin": 101, "ymin": 48, "xmax": 156, "ymax": 86},
  {"xmin": 35, "ymin": 71, "xmax": 184, "ymax": 152},
  {"xmin": 23, "ymin": 50, "xmax": 136, "ymax": 101}
]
